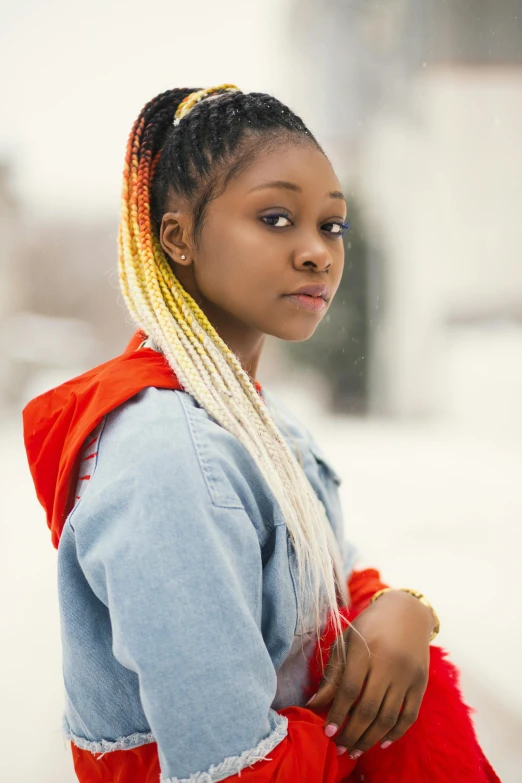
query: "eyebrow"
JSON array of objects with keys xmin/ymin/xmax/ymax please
[{"xmin": 248, "ymin": 180, "xmax": 346, "ymax": 201}]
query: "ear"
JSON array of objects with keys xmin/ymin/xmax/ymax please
[{"xmin": 160, "ymin": 211, "xmax": 193, "ymax": 267}]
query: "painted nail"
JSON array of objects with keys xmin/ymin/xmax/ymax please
[
  {"xmin": 381, "ymin": 740, "xmax": 393, "ymax": 750},
  {"xmin": 324, "ymin": 724, "xmax": 338, "ymax": 738},
  {"xmin": 336, "ymin": 746, "xmax": 347, "ymax": 755},
  {"xmin": 305, "ymin": 694, "xmax": 316, "ymax": 706},
  {"xmin": 349, "ymin": 749, "xmax": 363, "ymax": 760}
]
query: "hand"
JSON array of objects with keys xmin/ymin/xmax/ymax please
[{"xmin": 308, "ymin": 590, "xmax": 435, "ymax": 759}]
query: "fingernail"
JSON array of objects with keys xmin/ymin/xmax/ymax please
[
  {"xmin": 336, "ymin": 746, "xmax": 347, "ymax": 755},
  {"xmin": 381, "ymin": 740, "xmax": 393, "ymax": 750},
  {"xmin": 324, "ymin": 723, "xmax": 338, "ymax": 738},
  {"xmin": 305, "ymin": 694, "xmax": 316, "ymax": 706},
  {"xmin": 349, "ymin": 749, "xmax": 363, "ymax": 760}
]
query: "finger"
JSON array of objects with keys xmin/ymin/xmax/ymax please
[
  {"xmin": 339, "ymin": 686, "xmax": 404, "ymax": 756},
  {"xmin": 380, "ymin": 685, "xmax": 425, "ymax": 745},
  {"xmin": 323, "ymin": 636, "xmax": 371, "ymax": 735},
  {"xmin": 307, "ymin": 635, "xmax": 348, "ymax": 709},
  {"xmin": 334, "ymin": 676, "xmax": 389, "ymax": 756}
]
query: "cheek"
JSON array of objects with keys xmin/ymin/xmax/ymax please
[{"xmin": 197, "ymin": 223, "xmax": 277, "ymax": 300}]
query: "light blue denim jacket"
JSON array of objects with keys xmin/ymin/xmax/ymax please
[{"xmin": 58, "ymin": 385, "xmax": 357, "ymax": 782}]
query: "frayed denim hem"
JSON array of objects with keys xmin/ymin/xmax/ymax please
[
  {"xmin": 64, "ymin": 716, "xmax": 155, "ymax": 755},
  {"xmin": 161, "ymin": 715, "xmax": 288, "ymax": 783}
]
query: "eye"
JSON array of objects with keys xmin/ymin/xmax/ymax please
[
  {"xmin": 322, "ymin": 219, "xmax": 350, "ymax": 236},
  {"xmin": 261, "ymin": 213, "xmax": 293, "ymax": 228}
]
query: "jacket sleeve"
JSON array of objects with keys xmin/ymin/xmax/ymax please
[{"xmin": 70, "ymin": 390, "xmax": 356, "ymax": 783}]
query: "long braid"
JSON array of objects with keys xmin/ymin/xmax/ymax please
[{"xmin": 118, "ymin": 86, "xmax": 348, "ymax": 649}]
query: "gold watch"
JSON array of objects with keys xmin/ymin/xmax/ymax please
[{"xmin": 370, "ymin": 587, "xmax": 440, "ymax": 642}]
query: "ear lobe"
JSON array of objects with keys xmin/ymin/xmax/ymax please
[{"xmin": 160, "ymin": 211, "xmax": 192, "ymax": 266}]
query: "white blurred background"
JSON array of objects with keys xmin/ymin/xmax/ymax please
[{"xmin": 1, "ymin": 1, "xmax": 521, "ymax": 781}]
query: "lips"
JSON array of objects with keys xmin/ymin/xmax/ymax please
[
  {"xmin": 282, "ymin": 283, "xmax": 330, "ymax": 313},
  {"xmin": 284, "ymin": 283, "xmax": 331, "ymax": 301}
]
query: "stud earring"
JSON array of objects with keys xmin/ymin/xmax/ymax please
[{"xmin": 181, "ymin": 255, "xmax": 186, "ymax": 260}]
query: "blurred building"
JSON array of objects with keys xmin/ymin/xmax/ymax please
[
  {"xmin": 291, "ymin": 0, "xmax": 522, "ymax": 429},
  {"xmin": 0, "ymin": 163, "xmax": 25, "ymax": 405},
  {"xmin": 15, "ymin": 219, "xmax": 133, "ymax": 403},
  {"xmin": 0, "ymin": 203, "xmax": 133, "ymax": 405}
]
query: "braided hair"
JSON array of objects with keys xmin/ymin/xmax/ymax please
[{"xmin": 118, "ymin": 85, "xmax": 348, "ymax": 649}]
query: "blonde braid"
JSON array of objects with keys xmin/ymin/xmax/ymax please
[{"xmin": 118, "ymin": 87, "xmax": 348, "ymax": 649}]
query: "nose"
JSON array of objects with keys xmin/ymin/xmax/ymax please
[{"xmin": 292, "ymin": 237, "xmax": 332, "ymax": 273}]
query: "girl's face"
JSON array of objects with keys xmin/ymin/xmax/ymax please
[{"xmin": 160, "ymin": 141, "xmax": 347, "ymax": 344}]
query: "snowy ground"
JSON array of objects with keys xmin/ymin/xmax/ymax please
[{"xmin": 2, "ymin": 394, "xmax": 521, "ymax": 782}]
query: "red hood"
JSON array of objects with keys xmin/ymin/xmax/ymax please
[{"xmin": 22, "ymin": 331, "xmax": 182, "ymax": 548}]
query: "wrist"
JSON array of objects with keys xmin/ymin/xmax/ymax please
[{"xmin": 370, "ymin": 587, "xmax": 440, "ymax": 641}]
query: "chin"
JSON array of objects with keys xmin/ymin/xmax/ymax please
[{"xmin": 268, "ymin": 320, "xmax": 320, "ymax": 342}]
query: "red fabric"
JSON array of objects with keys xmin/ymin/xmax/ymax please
[
  {"xmin": 22, "ymin": 331, "xmax": 179, "ymax": 548},
  {"xmin": 347, "ymin": 567, "xmax": 389, "ymax": 613},
  {"xmin": 71, "ymin": 742, "xmax": 161, "ymax": 783},
  {"xmin": 71, "ymin": 711, "xmax": 358, "ymax": 783},
  {"xmin": 22, "ymin": 334, "xmax": 499, "ymax": 782}
]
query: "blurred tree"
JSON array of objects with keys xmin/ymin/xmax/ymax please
[{"xmin": 284, "ymin": 195, "xmax": 372, "ymax": 414}]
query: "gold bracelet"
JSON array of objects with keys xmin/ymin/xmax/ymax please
[{"xmin": 370, "ymin": 587, "xmax": 440, "ymax": 642}]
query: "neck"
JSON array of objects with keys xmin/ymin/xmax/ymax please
[
  {"xmin": 172, "ymin": 267, "xmax": 266, "ymax": 381},
  {"xmin": 233, "ymin": 335, "xmax": 266, "ymax": 382},
  {"xmin": 205, "ymin": 307, "xmax": 266, "ymax": 381}
]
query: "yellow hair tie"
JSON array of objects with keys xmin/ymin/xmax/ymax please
[{"xmin": 173, "ymin": 84, "xmax": 241, "ymax": 126}]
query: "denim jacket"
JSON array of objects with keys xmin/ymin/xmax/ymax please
[{"xmin": 56, "ymin": 383, "xmax": 357, "ymax": 782}]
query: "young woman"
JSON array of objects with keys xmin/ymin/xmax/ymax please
[{"xmin": 23, "ymin": 85, "xmax": 499, "ymax": 783}]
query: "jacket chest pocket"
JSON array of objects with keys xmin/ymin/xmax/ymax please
[{"xmin": 306, "ymin": 441, "xmax": 342, "ymax": 490}]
